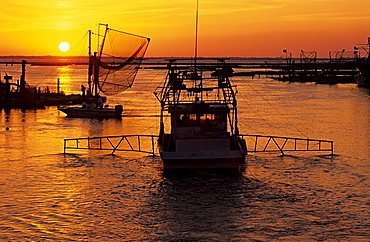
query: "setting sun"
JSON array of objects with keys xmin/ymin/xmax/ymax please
[
  {"xmin": 58, "ymin": 41, "xmax": 70, "ymax": 53},
  {"xmin": 0, "ymin": 1, "xmax": 369, "ymax": 57}
]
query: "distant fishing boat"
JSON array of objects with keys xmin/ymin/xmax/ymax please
[
  {"xmin": 58, "ymin": 102, "xmax": 123, "ymax": 119},
  {"xmin": 0, "ymin": 61, "xmax": 45, "ymax": 109},
  {"xmin": 58, "ymin": 24, "xmax": 150, "ymax": 119},
  {"xmin": 355, "ymin": 37, "xmax": 370, "ymax": 88}
]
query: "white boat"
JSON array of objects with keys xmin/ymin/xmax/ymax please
[
  {"xmin": 58, "ymin": 24, "xmax": 150, "ymax": 119},
  {"xmin": 154, "ymin": 60, "xmax": 247, "ymax": 173},
  {"xmin": 58, "ymin": 103, "xmax": 123, "ymax": 119}
]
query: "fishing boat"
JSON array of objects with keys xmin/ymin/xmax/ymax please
[
  {"xmin": 58, "ymin": 24, "xmax": 150, "ymax": 119},
  {"xmin": 154, "ymin": 0, "xmax": 246, "ymax": 173},
  {"xmin": 154, "ymin": 59, "xmax": 247, "ymax": 172},
  {"xmin": 355, "ymin": 38, "xmax": 370, "ymax": 88},
  {"xmin": 0, "ymin": 61, "xmax": 45, "ymax": 109},
  {"xmin": 58, "ymin": 102, "xmax": 123, "ymax": 119}
]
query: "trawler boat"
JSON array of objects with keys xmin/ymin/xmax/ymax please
[
  {"xmin": 356, "ymin": 59, "xmax": 370, "ymax": 88},
  {"xmin": 58, "ymin": 24, "xmax": 150, "ymax": 119},
  {"xmin": 154, "ymin": 60, "xmax": 247, "ymax": 172},
  {"xmin": 355, "ymin": 38, "xmax": 370, "ymax": 88}
]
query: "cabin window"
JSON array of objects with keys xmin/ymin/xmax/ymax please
[
  {"xmin": 175, "ymin": 112, "xmax": 226, "ymax": 130},
  {"xmin": 200, "ymin": 113, "xmax": 226, "ymax": 130}
]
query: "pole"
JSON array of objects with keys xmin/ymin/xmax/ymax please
[
  {"xmin": 93, "ymin": 52, "xmax": 99, "ymax": 97},
  {"xmin": 20, "ymin": 60, "xmax": 26, "ymax": 92},
  {"xmin": 194, "ymin": 0, "xmax": 199, "ymax": 69},
  {"xmin": 88, "ymin": 30, "xmax": 92, "ymax": 95},
  {"xmin": 152, "ymin": 136, "xmax": 155, "ymax": 157},
  {"xmin": 99, "ymin": 24, "xmax": 109, "ymax": 59}
]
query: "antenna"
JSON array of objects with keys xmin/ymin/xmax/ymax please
[{"xmin": 194, "ymin": 0, "xmax": 199, "ymax": 68}]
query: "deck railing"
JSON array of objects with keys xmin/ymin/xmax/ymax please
[
  {"xmin": 240, "ymin": 134, "xmax": 334, "ymax": 156},
  {"xmin": 64, "ymin": 134, "xmax": 158, "ymax": 156}
]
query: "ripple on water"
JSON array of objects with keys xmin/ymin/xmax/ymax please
[{"xmin": 0, "ymin": 153, "xmax": 368, "ymax": 240}]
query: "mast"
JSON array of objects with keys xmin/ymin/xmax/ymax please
[
  {"xmin": 99, "ymin": 24, "xmax": 109, "ymax": 59},
  {"xmin": 93, "ymin": 52, "xmax": 99, "ymax": 97},
  {"xmin": 194, "ymin": 0, "xmax": 200, "ymax": 101},
  {"xmin": 88, "ymin": 30, "xmax": 92, "ymax": 95},
  {"xmin": 194, "ymin": 0, "xmax": 199, "ymax": 69}
]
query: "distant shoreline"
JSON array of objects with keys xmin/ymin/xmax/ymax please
[
  {"xmin": 0, "ymin": 55, "xmax": 284, "ymax": 59},
  {"xmin": 0, "ymin": 55, "xmax": 338, "ymax": 64},
  {"xmin": 0, "ymin": 56, "xmax": 288, "ymax": 66}
]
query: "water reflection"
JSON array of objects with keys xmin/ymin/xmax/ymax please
[
  {"xmin": 0, "ymin": 65, "xmax": 369, "ymax": 240},
  {"xmin": 142, "ymin": 172, "xmax": 252, "ymax": 240},
  {"xmin": 55, "ymin": 66, "xmax": 74, "ymax": 94}
]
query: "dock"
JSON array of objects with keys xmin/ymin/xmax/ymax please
[
  {"xmin": 0, "ymin": 56, "xmax": 362, "ymax": 110},
  {"xmin": 140, "ymin": 58, "xmax": 359, "ymax": 85},
  {"xmin": 0, "ymin": 60, "xmax": 83, "ymax": 109}
]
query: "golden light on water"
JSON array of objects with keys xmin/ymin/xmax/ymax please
[{"xmin": 56, "ymin": 66, "xmax": 74, "ymax": 94}]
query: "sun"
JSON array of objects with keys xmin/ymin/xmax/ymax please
[{"xmin": 58, "ymin": 41, "xmax": 70, "ymax": 53}]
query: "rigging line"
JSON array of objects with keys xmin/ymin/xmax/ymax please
[
  {"xmin": 238, "ymin": 119, "xmax": 262, "ymax": 134},
  {"xmin": 34, "ymin": 31, "xmax": 89, "ymax": 87},
  {"xmin": 85, "ymin": 76, "xmax": 160, "ymax": 138},
  {"xmin": 64, "ymin": 30, "xmax": 91, "ymax": 77},
  {"xmin": 122, "ymin": 155, "xmax": 156, "ymax": 179},
  {"xmin": 108, "ymin": 28, "xmax": 150, "ymax": 40},
  {"xmin": 125, "ymin": 69, "xmax": 164, "ymax": 103},
  {"xmin": 235, "ymin": 77, "xmax": 307, "ymax": 137},
  {"xmin": 33, "ymin": 66, "xmax": 59, "ymax": 87},
  {"xmin": 87, "ymin": 119, "xmax": 110, "ymax": 138},
  {"xmin": 246, "ymin": 165, "xmax": 260, "ymax": 182},
  {"xmin": 237, "ymin": 95, "xmax": 287, "ymax": 135}
]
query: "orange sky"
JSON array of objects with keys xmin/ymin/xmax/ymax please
[{"xmin": 1, "ymin": 0, "xmax": 370, "ymax": 57}]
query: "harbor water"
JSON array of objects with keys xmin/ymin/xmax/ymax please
[{"xmin": 0, "ymin": 61, "xmax": 369, "ymax": 240}]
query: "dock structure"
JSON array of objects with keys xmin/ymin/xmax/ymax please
[
  {"xmin": 0, "ymin": 60, "xmax": 84, "ymax": 108},
  {"xmin": 0, "ymin": 60, "xmax": 46, "ymax": 109},
  {"xmin": 139, "ymin": 58, "xmax": 359, "ymax": 85},
  {"xmin": 0, "ymin": 57, "xmax": 360, "ymax": 87}
]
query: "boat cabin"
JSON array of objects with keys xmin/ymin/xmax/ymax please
[{"xmin": 169, "ymin": 103, "xmax": 229, "ymax": 139}]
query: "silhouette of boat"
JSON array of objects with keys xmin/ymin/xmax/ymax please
[
  {"xmin": 58, "ymin": 102, "xmax": 123, "ymax": 119},
  {"xmin": 155, "ymin": 59, "xmax": 247, "ymax": 172},
  {"xmin": 0, "ymin": 61, "xmax": 45, "ymax": 109},
  {"xmin": 355, "ymin": 38, "xmax": 370, "ymax": 88},
  {"xmin": 58, "ymin": 24, "xmax": 150, "ymax": 119},
  {"xmin": 154, "ymin": 1, "xmax": 246, "ymax": 173}
]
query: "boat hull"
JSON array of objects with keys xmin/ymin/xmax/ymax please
[
  {"xmin": 58, "ymin": 106, "xmax": 122, "ymax": 119},
  {"xmin": 159, "ymin": 149, "xmax": 246, "ymax": 173},
  {"xmin": 356, "ymin": 73, "xmax": 370, "ymax": 88},
  {"xmin": 356, "ymin": 59, "xmax": 370, "ymax": 88},
  {"xmin": 158, "ymin": 132, "xmax": 247, "ymax": 173}
]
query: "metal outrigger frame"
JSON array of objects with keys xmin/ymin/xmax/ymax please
[
  {"xmin": 63, "ymin": 134, "xmax": 158, "ymax": 156},
  {"xmin": 241, "ymin": 134, "xmax": 334, "ymax": 156},
  {"xmin": 63, "ymin": 133, "xmax": 334, "ymax": 157}
]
